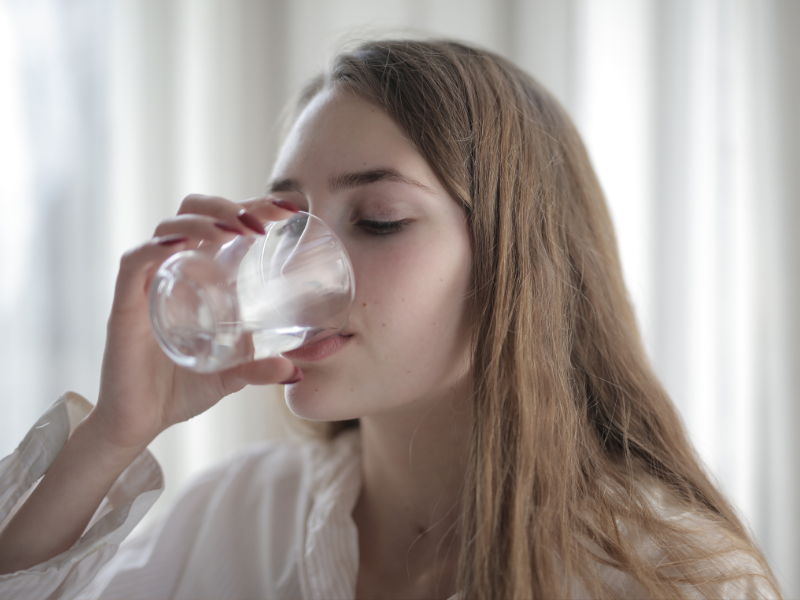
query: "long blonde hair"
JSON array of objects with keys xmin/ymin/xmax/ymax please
[{"xmin": 292, "ymin": 39, "xmax": 780, "ymax": 599}]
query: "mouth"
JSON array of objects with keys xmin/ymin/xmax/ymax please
[{"xmin": 282, "ymin": 333, "xmax": 353, "ymax": 362}]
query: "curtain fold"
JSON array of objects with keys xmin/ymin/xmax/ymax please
[{"xmin": 0, "ymin": 0, "xmax": 796, "ymax": 595}]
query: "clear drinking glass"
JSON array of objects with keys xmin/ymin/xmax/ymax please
[{"xmin": 148, "ymin": 212, "xmax": 355, "ymax": 373}]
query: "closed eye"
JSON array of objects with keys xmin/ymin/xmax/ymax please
[{"xmin": 357, "ymin": 219, "xmax": 410, "ymax": 235}]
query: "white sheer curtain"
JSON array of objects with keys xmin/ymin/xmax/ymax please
[{"xmin": 1, "ymin": 0, "xmax": 797, "ymax": 595}]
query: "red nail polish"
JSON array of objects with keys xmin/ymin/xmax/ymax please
[
  {"xmin": 158, "ymin": 235, "xmax": 189, "ymax": 246},
  {"xmin": 280, "ymin": 366, "xmax": 304, "ymax": 385},
  {"xmin": 272, "ymin": 199, "xmax": 300, "ymax": 213},
  {"xmin": 237, "ymin": 209, "xmax": 266, "ymax": 234},
  {"xmin": 214, "ymin": 221, "xmax": 244, "ymax": 234}
]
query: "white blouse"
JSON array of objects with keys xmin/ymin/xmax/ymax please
[{"xmin": 0, "ymin": 393, "xmax": 777, "ymax": 599}]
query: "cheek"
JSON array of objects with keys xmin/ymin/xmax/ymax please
[
  {"xmin": 286, "ymin": 230, "xmax": 473, "ymax": 422},
  {"xmin": 355, "ymin": 236, "xmax": 471, "ymax": 370}
]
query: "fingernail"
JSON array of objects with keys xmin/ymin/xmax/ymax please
[
  {"xmin": 280, "ymin": 366, "xmax": 304, "ymax": 385},
  {"xmin": 158, "ymin": 235, "xmax": 189, "ymax": 246},
  {"xmin": 272, "ymin": 199, "xmax": 300, "ymax": 213},
  {"xmin": 214, "ymin": 221, "xmax": 245, "ymax": 235},
  {"xmin": 237, "ymin": 209, "xmax": 266, "ymax": 234}
]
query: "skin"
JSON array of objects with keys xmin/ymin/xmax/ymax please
[
  {"xmin": 0, "ymin": 88, "xmax": 474, "ymax": 600},
  {"xmin": 271, "ymin": 88, "xmax": 474, "ymax": 599}
]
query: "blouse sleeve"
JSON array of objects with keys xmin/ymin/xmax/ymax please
[{"xmin": 0, "ymin": 392, "xmax": 164, "ymax": 600}]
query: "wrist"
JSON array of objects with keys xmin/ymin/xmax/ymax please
[{"xmin": 77, "ymin": 409, "xmax": 157, "ymax": 462}]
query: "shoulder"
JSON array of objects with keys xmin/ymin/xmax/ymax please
[
  {"xmin": 99, "ymin": 431, "xmax": 361, "ymax": 598},
  {"xmin": 172, "ymin": 428, "xmax": 361, "ymax": 524},
  {"xmin": 630, "ymin": 484, "xmax": 779, "ymax": 599},
  {"xmin": 582, "ymin": 477, "xmax": 779, "ymax": 599},
  {"xmin": 213, "ymin": 428, "xmax": 360, "ymax": 489},
  {"xmin": 669, "ymin": 510, "xmax": 778, "ymax": 599},
  {"xmin": 205, "ymin": 437, "xmax": 314, "ymax": 494}
]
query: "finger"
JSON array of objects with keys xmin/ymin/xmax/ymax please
[
  {"xmin": 177, "ymin": 193, "xmax": 242, "ymax": 218},
  {"xmin": 220, "ymin": 357, "xmax": 302, "ymax": 392},
  {"xmin": 177, "ymin": 193, "xmax": 265, "ymax": 235},
  {"xmin": 112, "ymin": 236, "xmax": 191, "ymax": 314},
  {"xmin": 239, "ymin": 196, "xmax": 300, "ymax": 223},
  {"xmin": 153, "ymin": 213, "xmax": 245, "ymax": 242},
  {"xmin": 178, "ymin": 193, "xmax": 298, "ymax": 234}
]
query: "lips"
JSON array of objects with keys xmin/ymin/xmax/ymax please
[{"xmin": 282, "ymin": 334, "xmax": 352, "ymax": 362}]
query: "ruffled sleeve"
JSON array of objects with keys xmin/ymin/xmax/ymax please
[{"xmin": 0, "ymin": 392, "xmax": 163, "ymax": 600}]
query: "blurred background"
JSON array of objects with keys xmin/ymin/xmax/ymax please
[{"xmin": 0, "ymin": 0, "xmax": 797, "ymax": 595}]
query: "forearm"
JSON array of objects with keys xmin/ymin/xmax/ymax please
[{"xmin": 0, "ymin": 413, "xmax": 150, "ymax": 575}]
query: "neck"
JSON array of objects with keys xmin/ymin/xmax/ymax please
[{"xmin": 353, "ymin": 381, "xmax": 471, "ymax": 599}]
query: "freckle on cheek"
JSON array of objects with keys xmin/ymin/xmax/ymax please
[{"xmin": 362, "ymin": 303, "xmax": 367, "ymax": 307}]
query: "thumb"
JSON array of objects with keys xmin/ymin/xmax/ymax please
[{"xmin": 221, "ymin": 357, "xmax": 302, "ymax": 390}]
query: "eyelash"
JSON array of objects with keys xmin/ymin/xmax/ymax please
[{"xmin": 357, "ymin": 219, "xmax": 410, "ymax": 235}]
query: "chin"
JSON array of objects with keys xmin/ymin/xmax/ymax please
[{"xmin": 283, "ymin": 381, "xmax": 361, "ymax": 422}]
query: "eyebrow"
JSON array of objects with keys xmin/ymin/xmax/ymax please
[{"xmin": 268, "ymin": 167, "xmax": 434, "ymax": 196}]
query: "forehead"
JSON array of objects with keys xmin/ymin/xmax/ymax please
[{"xmin": 272, "ymin": 87, "xmax": 420, "ymax": 178}]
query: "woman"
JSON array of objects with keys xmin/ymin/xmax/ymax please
[{"xmin": 0, "ymin": 39, "xmax": 781, "ymax": 599}]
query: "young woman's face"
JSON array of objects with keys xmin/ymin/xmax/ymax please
[{"xmin": 272, "ymin": 88, "xmax": 473, "ymax": 421}]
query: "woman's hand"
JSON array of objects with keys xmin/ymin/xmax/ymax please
[
  {"xmin": 0, "ymin": 195, "xmax": 302, "ymax": 575},
  {"xmin": 88, "ymin": 194, "xmax": 301, "ymax": 451}
]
